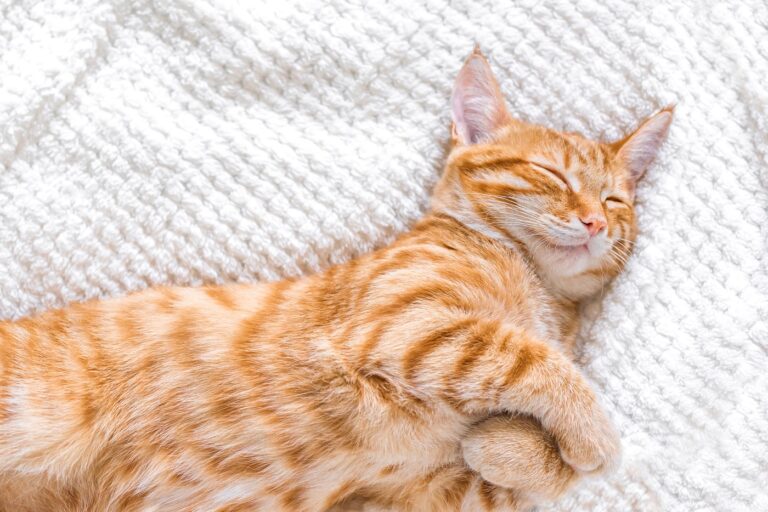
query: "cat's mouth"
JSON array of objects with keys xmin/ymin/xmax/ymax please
[
  {"xmin": 551, "ymin": 243, "xmax": 590, "ymax": 255},
  {"xmin": 551, "ymin": 238, "xmax": 616, "ymax": 264},
  {"xmin": 530, "ymin": 232, "xmax": 602, "ymax": 260},
  {"xmin": 541, "ymin": 236, "xmax": 590, "ymax": 254}
]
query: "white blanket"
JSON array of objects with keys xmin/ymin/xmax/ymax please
[{"xmin": 1, "ymin": 0, "xmax": 767, "ymax": 510}]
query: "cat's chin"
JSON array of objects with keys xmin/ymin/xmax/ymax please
[
  {"xmin": 536, "ymin": 252, "xmax": 612, "ymax": 299},
  {"xmin": 546, "ymin": 237, "xmax": 613, "ymax": 268},
  {"xmin": 530, "ymin": 240, "xmax": 610, "ymax": 287},
  {"xmin": 539, "ymin": 239, "xmax": 596, "ymax": 264},
  {"xmin": 505, "ymin": 229, "xmax": 615, "ymax": 293}
]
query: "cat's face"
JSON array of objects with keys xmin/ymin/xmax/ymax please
[{"xmin": 434, "ymin": 49, "xmax": 672, "ymax": 299}]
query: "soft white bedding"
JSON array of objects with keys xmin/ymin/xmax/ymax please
[{"xmin": 1, "ymin": 0, "xmax": 767, "ymax": 509}]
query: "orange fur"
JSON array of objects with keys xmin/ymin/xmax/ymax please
[{"xmin": 0, "ymin": 50, "xmax": 671, "ymax": 511}]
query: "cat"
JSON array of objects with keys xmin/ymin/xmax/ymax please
[{"xmin": 0, "ymin": 47, "xmax": 672, "ymax": 512}]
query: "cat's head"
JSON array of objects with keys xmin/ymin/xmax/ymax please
[{"xmin": 432, "ymin": 48, "xmax": 672, "ymax": 300}]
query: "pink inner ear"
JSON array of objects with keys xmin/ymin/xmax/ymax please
[
  {"xmin": 617, "ymin": 109, "xmax": 673, "ymax": 182},
  {"xmin": 451, "ymin": 52, "xmax": 510, "ymax": 145}
]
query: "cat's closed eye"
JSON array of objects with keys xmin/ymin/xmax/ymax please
[
  {"xmin": 529, "ymin": 161, "xmax": 569, "ymax": 189},
  {"xmin": 605, "ymin": 196, "xmax": 627, "ymax": 207}
]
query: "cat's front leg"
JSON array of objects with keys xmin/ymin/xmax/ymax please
[
  {"xmin": 391, "ymin": 320, "xmax": 620, "ymax": 474},
  {"xmin": 459, "ymin": 331, "xmax": 621, "ymax": 474},
  {"xmin": 494, "ymin": 340, "xmax": 621, "ymax": 475}
]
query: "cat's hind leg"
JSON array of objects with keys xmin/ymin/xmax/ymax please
[{"xmin": 461, "ymin": 415, "xmax": 577, "ymax": 503}]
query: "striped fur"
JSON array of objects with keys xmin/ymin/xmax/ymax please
[{"xmin": 0, "ymin": 50, "xmax": 671, "ymax": 511}]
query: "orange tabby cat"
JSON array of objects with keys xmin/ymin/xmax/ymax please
[{"xmin": 0, "ymin": 48, "xmax": 672, "ymax": 511}]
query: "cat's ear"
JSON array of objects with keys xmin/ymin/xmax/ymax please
[
  {"xmin": 451, "ymin": 47, "xmax": 511, "ymax": 145},
  {"xmin": 612, "ymin": 107, "xmax": 674, "ymax": 189}
]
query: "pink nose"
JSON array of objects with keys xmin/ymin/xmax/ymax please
[{"xmin": 580, "ymin": 214, "xmax": 607, "ymax": 236}]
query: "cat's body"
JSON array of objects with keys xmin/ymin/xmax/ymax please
[
  {"xmin": 0, "ymin": 49, "xmax": 671, "ymax": 511},
  {"xmin": 0, "ymin": 215, "xmax": 567, "ymax": 511}
]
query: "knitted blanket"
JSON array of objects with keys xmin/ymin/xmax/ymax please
[{"xmin": 1, "ymin": 0, "xmax": 766, "ymax": 510}]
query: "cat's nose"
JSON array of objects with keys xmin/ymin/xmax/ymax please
[{"xmin": 579, "ymin": 214, "xmax": 607, "ymax": 236}]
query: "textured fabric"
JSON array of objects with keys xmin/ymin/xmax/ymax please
[{"xmin": 1, "ymin": 0, "xmax": 767, "ymax": 510}]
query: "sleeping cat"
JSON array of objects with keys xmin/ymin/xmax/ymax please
[{"xmin": 0, "ymin": 48, "xmax": 671, "ymax": 511}]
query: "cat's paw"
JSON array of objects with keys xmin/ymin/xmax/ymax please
[
  {"xmin": 461, "ymin": 415, "xmax": 577, "ymax": 501},
  {"xmin": 555, "ymin": 402, "xmax": 621, "ymax": 474}
]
